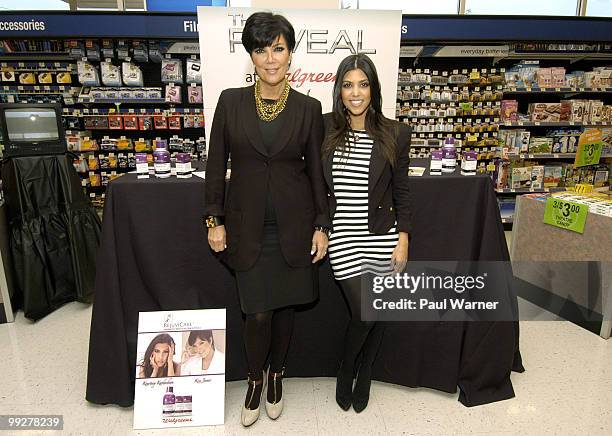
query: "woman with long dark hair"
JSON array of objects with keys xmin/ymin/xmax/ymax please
[
  {"xmin": 322, "ymin": 54, "xmax": 412, "ymax": 413},
  {"xmin": 204, "ymin": 12, "xmax": 329, "ymax": 426},
  {"xmin": 138, "ymin": 333, "xmax": 180, "ymax": 378}
]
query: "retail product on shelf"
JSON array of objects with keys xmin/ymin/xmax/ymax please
[
  {"xmin": 161, "ymin": 59, "xmax": 183, "ymax": 83},
  {"xmin": 122, "ymin": 62, "xmax": 144, "ymax": 87},
  {"xmin": 165, "ymin": 84, "xmax": 181, "ymax": 103},
  {"xmin": 501, "ymin": 100, "xmax": 518, "ymax": 121},
  {"xmin": 77, "ymin": 60, "xmax": 100, "ymax": 86},
  {"xmin": 101, "ymin": 61, "xmax": 121, "ymax": 86},
  {"xmin": 544, "ymin": 166, "xmax": 563, "ymax": 187},
  {"xmin": 186, "ymin": 58, "xmax": 201, "ymax": 84},
  {"xmin": 188, "ymin": 85, "xmax": 203, "ymax": 104},
  {"xmin": 551, "ymin": 191, "xmax": 612, "ymax": 217}
]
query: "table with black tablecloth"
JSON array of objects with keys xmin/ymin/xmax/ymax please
[{"xmin": 86, "ymin": 161, "xmax": 524, "ymax": 408}]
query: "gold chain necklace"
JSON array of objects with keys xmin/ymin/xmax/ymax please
[{"xmin": 255, "ymin": 79, "xmax": 290, "ymax": 122}]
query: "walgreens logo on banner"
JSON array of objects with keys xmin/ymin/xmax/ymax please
[{"xmin": 0, "ymin": 20, "xmax": 45, "ymax": 31}]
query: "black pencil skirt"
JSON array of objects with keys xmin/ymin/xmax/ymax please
[{"xmin": 235, "ymin": 218, "xmax": 317, "ymax": 314}]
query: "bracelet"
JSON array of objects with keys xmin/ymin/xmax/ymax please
[
  {"xmin": 314, "ymin": 225, "xmax": 331, "ymax": 237},
  {"xmin": 204, "ymin": 215, "xmax": 224, "ymax": 228}
]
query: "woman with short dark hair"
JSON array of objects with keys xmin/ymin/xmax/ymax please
[
  {"xmin": 204, "ymin": 12, "xmax": 330, "ymax": 427},
  {"xmin": 322, "ymin": 54, "xmax": 412, "ymax": 413},
  {"xmin": 180, "ymin": 330, "xmax": 225, "ymax": 375}
]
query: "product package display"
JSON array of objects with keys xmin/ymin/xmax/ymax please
[
  {"xmin": 101, "ymin": 62, "xmax": 122, "ymax": 86},
  {"xmin": 430, "ymin": 150, "xmax": 443, "ymax": 175},
  {"xmin": 122, "ymin": 62, "xmax": 144, "ymax": 87},
  {"xmin": 530, "ymin": 165, "xmax": 545, "ymax": 189},
  {"xmin": 153, "ymin": 140, "xmax": 171, "ymax": 178},
  {"xmin": 176, "ymin": 153, "xmax": 193, "ymax": 178},
  {"xmin": 501, "ymin": 100, "xmax": 518, "ymax": 121},
  {"xmin": 67, "ymin": 39, "xmax": 86, "ymax": 58},
  {"xmin": 116, "ymin": 40, "xmax": 130, "ymax": 60},
  {"xmin": 124, "ymin": 115, "xmax": 138, "ymax": 130},
  {"xmin": 511, "ymin": 166, "xmax": 532, "ymax": 189},
  {"xmin": 168, "ymin": 115, "xmax": 181, "ymax": 130},
  {"xmin": 134, "ymin": 139, "xmax": 152, "ymax": 152},
  {"xmin": 77, "ymin": 60, "xmax": 100, "ymax": 86},
  {"xmin": 529, "ymin": 103, "xmax": 561, "ymax": 122},
  {"xmin": 188, "ymin": 85, "xmax": 203, "ymax": 104},
  {"xmin": 1, "ymin": 70, "xmax": 15, "ymax": 82},
  {"xmin": 132, "ymin": 40, "xmax": 149, "ymax": 62},
  {"xmin": 544, "ymin": 166, "xmax": 563, "ymax": 187},
  {"xmin": 528, "ymin": 137, "xmax": 553, "ymax": 154},
  {"xmin": 186, "ymin": 58, "xmax": 202, "ymax": 84},
  {"xmin": 18, "ymin": 72, "xmax": 36, "ymax": 84},
  {"xmin": 441, "ymin": 137, "xmax": 457, "ymax": 173},
  {"xmin": 461, "ymin": 151, "xmax": 478, "ymax": 176},
  {"xmin": 139, "ymin": 116, "xmax": 153, "ymax": 131},
  {"xmin": 165, "ymin": 84, "xmax": 182, "ymax": 103},
  {"xmin": 108, "ymin": 115, "xmax": 123, "ymax": 130},
  {"xmin": 37, "ymin": 72, "xmax": 53, "ymax": 84},
  {"xmin": 85, "ymin": 39, "xmax": 101, "ymax": 61},
  {"xmin": 136, "ymin": 153, "xmax": 149, "ymax": 179},
  {"xmin": 154, "ymin": 116, "xmax": 168, "ymax": 129},
  {"xmin": 101, "ymin": 39, "xmax": 115, "ymax": 58},
  {"xmin": 161, "ymin": 59, "xmax": 183, "ymax": 83}
]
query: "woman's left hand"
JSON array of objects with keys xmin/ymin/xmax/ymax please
[
  {"xmin": 390, "ymin": 238, "xmax": 409, "ymax": 274},
  {"xmin": 311, "ymin": 230, "xmax": 329, "ymax": 263}
]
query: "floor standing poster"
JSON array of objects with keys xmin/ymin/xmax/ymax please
[{"xmin": 133, "ymin": 309, "xmax": 226, "ymax": 429}]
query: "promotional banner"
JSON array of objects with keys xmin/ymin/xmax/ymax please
[
  {"xmin": 133, "ymin": 309, "xmax": 226, "ymax": 430},
  {"xmin": 197, "ymin": 7, "xmax": 402, "ymax": 141}
]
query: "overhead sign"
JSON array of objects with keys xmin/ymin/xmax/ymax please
[{"xmin": 574, "ymin": 128, "xmax": 603, "ymax": 168}]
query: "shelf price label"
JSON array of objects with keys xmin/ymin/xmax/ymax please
[
  {"xmin": 543, "ymin": 198, "xmax": 588, "ymax": 234},
  {"xmin": 574, "ymin": 128, "xmax": 603, "ymax": 168}
]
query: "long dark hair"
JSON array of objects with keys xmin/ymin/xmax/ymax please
[
  {"xmin": 141, "ymin": 333, "xmax": 176, "ymax": 378},
  {"xmin": 322, "ymin": 54, "xmax": 398, "ymax": 165}
]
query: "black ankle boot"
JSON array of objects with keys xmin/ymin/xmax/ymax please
[
  {"xmin": 352, "ymin": 366, "xmax": 372, "ymax": 413},
  {"xmin": 336, "ymin": 364, "xmax": 353, "ymax": 411}
]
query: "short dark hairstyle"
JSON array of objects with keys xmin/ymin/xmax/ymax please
[
  {"xmin": 187, "ymin": 330, "xmax": 214, "ymax": 349},
  {"xmin": 242, "ymin": 12, "xmax": 296, "ymax": 54}
]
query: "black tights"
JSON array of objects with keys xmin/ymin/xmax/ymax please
[
  {"xmin": 243, "ymin": 307, "xmax": 294, "ymax": 408},
  {"xmin": 244, "ymin": 307, "xmax": 295, "ymax": 378},
  {"xmin": 339, "ymin": 275, "xmax": 384, "ymax": 377}
]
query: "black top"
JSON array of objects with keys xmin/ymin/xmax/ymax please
[{"xmin": 258, "ymin": 98, "xmax": 287, "ymax": 222}]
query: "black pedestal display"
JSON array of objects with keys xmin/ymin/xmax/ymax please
[{"xmin": 1, "ymin": 154, "xmax": 101, "ymax": 320}]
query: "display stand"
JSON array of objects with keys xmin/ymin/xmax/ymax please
[
  {"xmin": 0, "ymin": 200, "xmax": 15, "ymax": 323},
  {"xmin": 511, "ymin": 195, "xmax": 612, "ymax": 338}
]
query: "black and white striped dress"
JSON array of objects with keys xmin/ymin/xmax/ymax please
[{"xmin": 328, "ymin": 131, "xmax": 399, "ymax": 281}]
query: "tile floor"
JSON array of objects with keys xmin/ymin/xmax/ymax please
[{"xmin": 1, "ymin": 298, "xmax": 611, "ymax": 436}]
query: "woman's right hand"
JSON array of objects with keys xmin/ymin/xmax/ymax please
[
  {"xmin": 208, "ymin": 225, "xmax": 227, "ymax": 252},
  {"xmin": 149, "ymin": 354, "xmax": 159, "ymax": 377}
]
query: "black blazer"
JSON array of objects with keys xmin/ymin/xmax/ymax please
[
  {"xmin": 205, "ymin": 86, "xmax": 330, "ymax": 271},
  {"xmin": 322, "ymin": 113, "xmax": 412, "ymax": 236}
]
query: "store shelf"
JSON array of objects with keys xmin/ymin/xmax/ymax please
[
  {"xmin": 501, "ymin": 121, "xmax": 611, "ymax": 127},
  {"xmin": 504, "ymin": 87, "xmax": 612, "ymax": 94},
  {"xmin": 494, "ymin": 187, "xmax": 567, "ymax": 194},
  {"xmin": 506, "ymin": 153, "xmax": 576, "ymax": 159},
  {"xmin": 76, "ymin": 98, "xmax": 168, "ymax": 104}
]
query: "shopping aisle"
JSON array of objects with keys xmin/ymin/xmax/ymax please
[{"xmin": 1, "ymin": 300, "xmax": 610, "ymax": 436}]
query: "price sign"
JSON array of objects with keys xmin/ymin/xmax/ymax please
[
  {"xmin": 574, "ymin": 128, "xmax": 603, "ymax": 168},
  {"xmin": 543, "ymin": 198, "xmax": 588, "ymax": 234}
]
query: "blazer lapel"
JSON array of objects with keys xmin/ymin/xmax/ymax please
[
  {"xmin": 368, "ymin": 141, "xmax": 386, "ymax": 195},
  {"xmin": 242, "ymin": 85, "xmax": 268, "ymax": 156}
]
